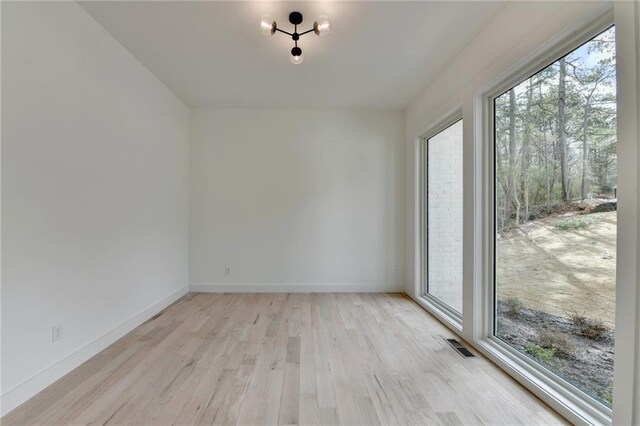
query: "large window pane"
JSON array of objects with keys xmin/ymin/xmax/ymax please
[
  {"xmin": 426, "ymin": 119, "xmax": 463, "ymax": 313},
  {"xmin": 494, "ymin": 27, "xmax": 616, "ymax": 406}
]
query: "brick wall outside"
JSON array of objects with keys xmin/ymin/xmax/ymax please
[{"xmin": 427, "ymin": 120, "xmax": 463, "ymax": 312}]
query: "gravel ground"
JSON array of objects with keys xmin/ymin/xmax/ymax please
[{"xmin": 495, "ymin": 300, "xmax": 614, "ymax": 405}]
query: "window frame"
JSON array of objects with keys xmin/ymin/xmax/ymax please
[
  {"xmin": 417, "ymin": 108, "xmax": 464, "ymax": 332},
  {"xmin": 472, "ymin": 10, "xmax": 616, "ymax": 426}
]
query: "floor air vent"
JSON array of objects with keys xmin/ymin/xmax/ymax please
[{"xmin": 445, "ymin": 338, "xmax": 475, "ymax": 358}]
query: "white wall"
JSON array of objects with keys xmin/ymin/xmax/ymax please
[
  {"xmin": 190, "ymin": 108, "xmax": 404, "ymax": 292},
  {"xmin": 1, "ymin": 2, "xmax": 189, "ymax": 414}
]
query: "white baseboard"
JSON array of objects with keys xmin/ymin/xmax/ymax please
[
  {"xmin": 1, "ymin": 285, "xmax": 189, "ymax": 417},
  {"xmin": 190, "ymin": 283, "xmax": 404, "ymax": 293}
]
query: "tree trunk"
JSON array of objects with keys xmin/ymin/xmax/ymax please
[
  {"xmin": 540, "ymin": 81, "xmax": 552, "ymax": 214},
  {"xmin": 558, "ymin": 57, "xmax": 570, "ymax": 202},
  {"xmin": 521, "ymin": 83, "xmax": 532, "ymax": 221},
  {"xmin": 581, "ymin": 103, "xmax": 589, "ymax": 200},
  {"xmin": 505, "ymin": 89, "xmax": 520, "ymax": 226}
]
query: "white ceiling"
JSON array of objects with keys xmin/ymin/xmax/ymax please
[{"xmin": 80, "ymin": 1, "xmax": 505, "ymax": 109}]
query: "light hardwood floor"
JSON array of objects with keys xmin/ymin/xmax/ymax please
[{"xmin": 3, "ymin": 293, "xmax": 565, "ymax": 425}]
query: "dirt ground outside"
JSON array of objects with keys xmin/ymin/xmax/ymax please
[{"xmin": 496, "ymin": 211, "xmax": 616, "ymax": 328}]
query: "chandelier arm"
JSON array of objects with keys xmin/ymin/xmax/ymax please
[
  {"xmin": 298, "ymin": 28, "xmax": 315, "ymax": 36},
  {"xmin": 275, "ymin": 28, "xmax": 293, "ymax": 36}
]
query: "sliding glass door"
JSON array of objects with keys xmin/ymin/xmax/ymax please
[{"xmin": 493, "ymin": 26, "xmax": 617, "ymax": 406}]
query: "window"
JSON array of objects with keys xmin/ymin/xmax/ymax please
[
  {"xmin": 493, "ymin": 26, "xmax": 616, "ymax": 407},
  {"xmin": 424, "ymin": 119, "xmax": 463, "ymax": 314}
]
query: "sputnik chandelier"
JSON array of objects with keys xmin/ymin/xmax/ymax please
[{"xmin": 259, "ymin": 12, "xmax": 332, "ymax": 64}]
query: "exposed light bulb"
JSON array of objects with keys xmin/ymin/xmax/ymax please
[
  {"xmin": 290, "ymin": 47, "xmax": 304, "ymax": 64},
  {"xmin": 313, "ymin": 15, "xmax": 331, "ymax": 37},
  {"xmin": 259, "ymin": 15, "xmax": 276, "ymax": 35}
]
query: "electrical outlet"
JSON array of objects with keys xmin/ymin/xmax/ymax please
[
  {"xmin": 224, "ymin": 266, "xmax": 231, "ymax": 276},
  {"xmin": 52, "ymin": 324, "xmax": 63, "ymax": 343}
]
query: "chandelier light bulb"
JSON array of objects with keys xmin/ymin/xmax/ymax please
[
  {"xmin": 313, "ymin": 16, "xmax": 331, "ymax": 37},
  {"xmin": 259, "ymin": 15, "xmax": 276, "ymax": 35},
  {"xmin": 290, "ymin": 47, "xmax": 304, "ymax": 64}
]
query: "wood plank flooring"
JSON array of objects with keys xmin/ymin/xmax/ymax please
[{"xmin": 3, "ymin": 293, "xmax": 566, "ymax": 425}]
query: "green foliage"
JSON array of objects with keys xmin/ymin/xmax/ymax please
[
  {"xmin": 504, "ymin": 297, "xmax": 524, "ymax": 316},
  {"xmin": 554, "ymin": 215, "xmax": 597, "ymax": 230},
  {"xmin": 525, "ymin": 344, "xmax": 556, "ymax": 362},
  {"xmin": 525, "ymin": 344, "xmax": 567, "ymax": 370},
  {"xmin": 601, "ymin": 386, "xmax": 613, "ymax": 406},
  {"xmin": 538, "ymin": 328, "xmax": 575, "ymax": 359}
]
